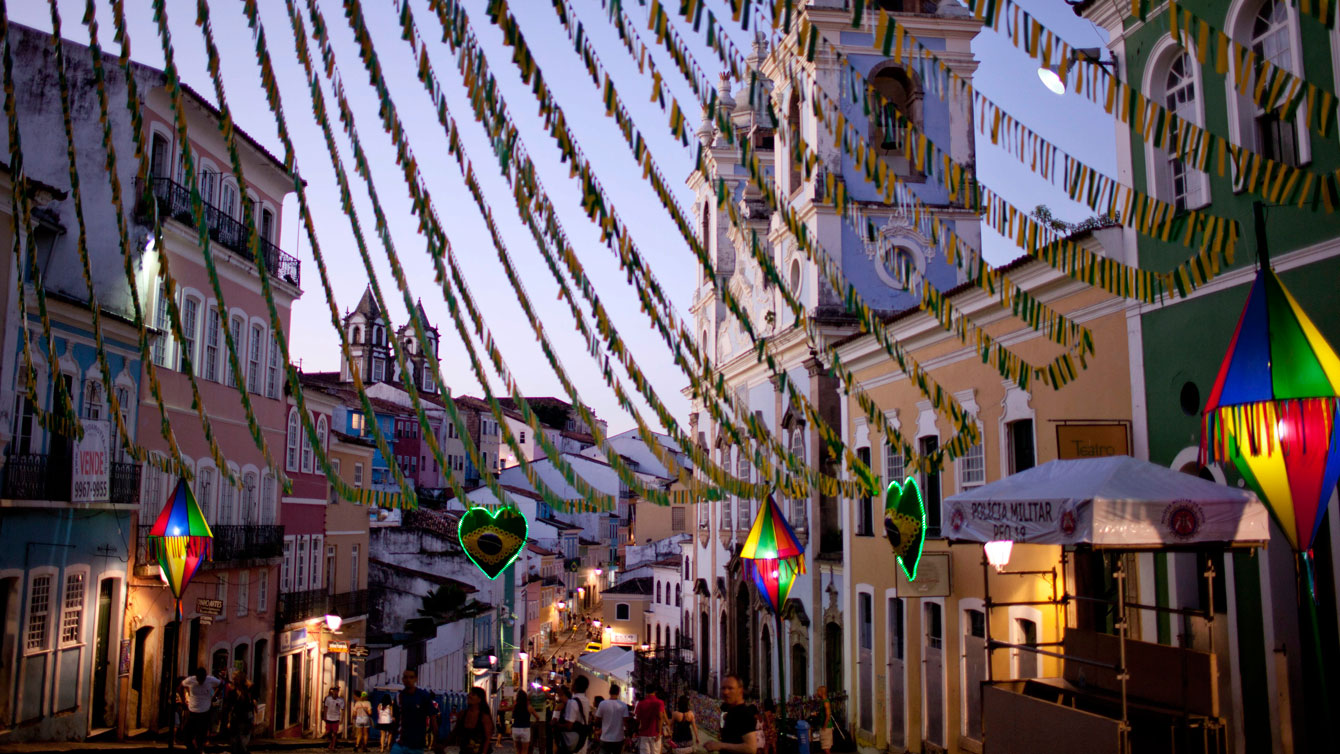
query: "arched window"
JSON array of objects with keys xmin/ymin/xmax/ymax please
[
  {"xmin": 373, "ymin": 325, "xmax": 385, "ymax": 346},
  {"xmin": 81, "ymin": 379, "xmax": 104, "ymax": 420},
  {"xmin": 196, "ymin": 465, "xmax": 217, "ymax": 522},
  {"xmin": 870, "ymin": 66, "xmax": 919, "ymax": 154},
  {"xmin": 219, "ymin": 476, "xmax": 236, "ymax": 525},
  {"xmin": 1163, "ymin": 54, "xmax": 1201, "ymax": 209},
  {"xmin": 352, "ymin": 325, "xmax": 363, "ymax": 344},
  {"xmin": 675, "ymin": 583, "xmax": 682, "ymax": 607},
  {"xmin": 656, "ymin": 581, "xmax": 662, "ymax": 604},
  {"xmin": 260, "ymin": 473, "xmax": 276, "ymax": 525},
  {"xmin": 150, "ymin": 132, "xmax": 170, "ymax": 179},
  {"xmin": 1227, "ymin": 0, "xmax": 1306, "ymax": 172},
  {"xmin": 1145, "ymin": 38, "xmax": 1209, "ymax": 211},
  {"xmin": 221, "ymin": 181, "xmax": 238, "ymax": 219},
  {"xmin": 317, "ymin": 416, "xmax": 329, "ymax": 456},
  {"xmin": 736, "ymin": 446, "xmax": 751, "ymax": 527},
  {"xmin": 787, "ymin": 89, "xmax": 803, "ymax": 194},
  {"xmin": 301, "ymin": 414, "xmax": 314, "ymax": 473},
  {"xmin": 242, "ymin": 471, "xmax": 258, "ymax": 523},
  {"xmin": 248, "ymin": 324, "xmax": 263, "ymax": 391},
  {"xmin": 286, "ymin": 408, "xmax": 300, "ymax": 471}
]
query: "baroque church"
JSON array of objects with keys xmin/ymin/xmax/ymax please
[{"xmin": 682, "ymin": 0, "xmax": 981, "ymax": 707}]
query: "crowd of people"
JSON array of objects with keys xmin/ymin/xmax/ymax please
[{"xmin": 175, "ymin": 666, "xmax": 258, "ymax": 754}]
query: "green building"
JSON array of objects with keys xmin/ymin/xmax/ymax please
[{"xmin": 1083, "ymin": 1, "xmax": 1340, "ymax": 752}]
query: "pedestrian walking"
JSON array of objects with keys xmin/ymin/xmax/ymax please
[
  {"xmin": 353, "ymin": 691, "xmax": 374, "ymax": 752},
  {"xmin": 392, "ymin": 669, "xmax": 438, "ymax": 754},
  {"xmin": 178, "ymin": 667, "xmax": 223, "ymax": 754},
  {"xmin": 326, "ymin": 685, "xmax": 347, "ymax": 750},
  {"xmin": 814, "ymin": 687, "xmax": 833, "ymax": 754},
  {"xmin": 703, "ymin": 675, "xmax": 756, "ymax": 754},
  {"xmin": 223, "ymin": 669, "xmax": 257, "ymax": 754},
  {"xmin": 633, "ymin": 685, "xmax": 668, "ymax": 754},
  {"xmin": 442, "ymin": 687, "xmax": 495, "ymax": 754},
  {"xmin": 669, "ymin": 695, "xmax": 699, "ymax": 754},
  {"xmin": 758, "ymin": 700, "xmax": 777, "ymax": 754},
  {"xmin": 593, "ymin": 683, "xmax": 629, "ymax": 754},
  {"xmin": 511, "ymin": 691, "xmax": 533, "ymax": 754},
  {"xmin": 378, "ymin": 696, "xmax": 396, "ymax": 753}
]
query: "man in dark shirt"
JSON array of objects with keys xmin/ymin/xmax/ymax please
[
  {"xmin": 705, "ymin": 675, "xmax": 757, "ymax": 754},
  {"xmin": 394, "ymin": 669, "xmax": 438, "ymax": 754}
]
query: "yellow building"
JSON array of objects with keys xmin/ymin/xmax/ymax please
[{"xmin": 831, "ymin": 240, "xmax": 1134, "ymax": 754}]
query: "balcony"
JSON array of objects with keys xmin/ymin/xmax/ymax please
[
  {"xmin": 277, "ymin": 587, "xmax": 370, "ymax": 627},
  {"xmin": 136, "ymin": 523, "xmax": 283, "ymax": 566},
  {"xmin": 3, "ymin": 453, "xmax": 140, "ymax": 505},
  {"xmin": 138, "ymin": 177, "xmax": 301, "ymax": 288}
]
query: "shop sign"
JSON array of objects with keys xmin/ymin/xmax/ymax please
[
  {"xmin": 1056, "ymin": 423, "xmax": 1129, "ymax": 460},
  {"xmin": 72, "ymin": 420, "xmax": 110, "ymax": 503},
  {"xmin": 610, "ymin": 633, "xmax": 638, "ymax": 646},
  {"xmin": 330, "ymin": 641, "xmax": 349, "ymax": 653},
  {"xmin": 349, "ymin": 644, "xmax": 369, "ymax": 658},
  {"xmin": 119, "ymin": 639, "xmax": 132, "ymax": 676},
  {"xmin": 196, "ymin": 598, "xmax": 224, "ymax": 616},
  {"xmin": 280, "ymin": 627, "xmax": 308, "ymax": 652}
]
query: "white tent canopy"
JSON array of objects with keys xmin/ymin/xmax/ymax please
[
  {"xmin": 942, "ymin": 456, "xmax": 1269, "ymax": 548},
  {"xmin": 578, "ymin": 646, "xmax": 634, "ymax": 683}
]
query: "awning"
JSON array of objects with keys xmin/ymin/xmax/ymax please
[
  {"xmin": 577, "ymin": 646, "xmax": 634, "ymax": 682},
  {"xmin": 943, "ymin": 456, "xmax": 1269, "ymax": 548}
]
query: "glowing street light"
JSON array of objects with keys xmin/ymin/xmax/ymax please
[{"xmin": 984, "ymin": 540, "xmax": 1015, "ymax": 572}]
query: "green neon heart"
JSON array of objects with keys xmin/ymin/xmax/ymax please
[
  {"xmin": 458, "ymin": 505, "xmax": 528, "ymax": 580},
  {"xmin": 883, "ymin": 476, "xmax": 926, "ymax": 581}
]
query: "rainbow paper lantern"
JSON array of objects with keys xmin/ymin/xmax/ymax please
[
  {"xmin": 1202, "ymin": 266, "xmax": 1340, "ymax": 553},
  {"xmin": 740, "ymin": 495, "xmax": 806, "ymax": 613},
  {"xmin": 145, "ymin": 479, "xmax": 214, "ymax": 619}
]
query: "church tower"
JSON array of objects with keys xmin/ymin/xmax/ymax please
[{"xmin": 341, "ymin": 285, "xmax": 390, "ymax": 384}]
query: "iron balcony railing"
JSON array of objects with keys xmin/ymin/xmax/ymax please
[
  {"xmin": 136, "ymin": 523, "xmax": 283, "ymax": 565},
  {"xmin": 138, "ymin": 177, "xmax": 301, "ymax": 288},
  {"xmin": 3, "ymin": 453, "xmax": 139, "ymax": 504},
  {"xmin": 276, "ymin": 587, "xmax": 370, "ymax": 627}
]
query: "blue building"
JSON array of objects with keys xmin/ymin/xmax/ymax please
[{"xmin": 0, "ymin": 188, "xmax": 144, "ymax": 741}]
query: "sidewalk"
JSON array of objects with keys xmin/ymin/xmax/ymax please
[{"xmin": 0, "ymin": 737, "xmax": 328, "ymax": 754}]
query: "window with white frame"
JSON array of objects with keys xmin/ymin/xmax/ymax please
[
  {"xmin": 27, "ymin": 575, "xmax": 52, "ymax": 651},
  {"xmin": 301, "ymin": 415, "xmax": 314, "ymax": 474},
  {"xmin": 295, "ymin": 536, "xmax": 308, "ymax": 590},
  {"xmin": 282, "ymin": 537, "xmax": 294, "ymax": 591},
  {"xmin": 266, "ymin": 334, "xmax": 281, "ymax": 399},
  {"xmin": 248, "ymin": 324, "xmax": 263, "ymax": 390},
  {"xmin": 227, "ymin": 316, "xmax": 243, "ymax": 387},
  {"xmin": 196, "ymin": 466, "xmax": 217, "ymax": 523},
  {"xmin": 181, "ymin": 297, "xmax": 199, "ymax": 372},
  {"xmin": 203, "ymin": 308, "xmax": 220, "ymax": 381},
  {"xmin": 423, "ymin": 364, "xmax": 434, "ymax": 392},
  {"xmin": 153, "ymin": 282, "xmax": 172, "ymax": 367},
  {"xmin": 257, "ymin": 570, "xmax": 269, "ymax": 612},
  {"xmin": 1162, "ymin": 53, "xmax": 1204, "ymax": 210},
  {"xmin": 242, "ymin": 471, "xmax": 258, "ymax": 524},
  {"xmin": 261, "ymin": 473, "xmax": 276, "ymax": 525},
  {"xmin": 959, "ymin": 442, "xmax": 985, "ymax": 489},
  {"xmin": 735, "ymin": 446, "xmax": 750, "ymax": 528},
  {"xmin": 372, "ymin": 358, "xmax": 385, "ymax": 382},
  {"xmin": 317, "ymin": 416, "xmax": 328, "ymax": 458},
  {"xmin": 351, "ymin": 412, "xmax": 366, "ymax": 436},
  {"xmin": 219, "ymin": 476, "xmax": 236, "ymax": 525},
  {"xmin": 351, "ymin": 544, "xmax": 360, "ymax": 591},
  {"xmin": 286, "ymin": 409, "xmax": 300, "ymax": 471},
  {"xmin": 309, "ymin": 534, "xmax": 324, "ymax": 590},
  {"xmin": 354, "ymin": 463, "xmax": 364, "ymax": 487},
  {"xmin": 81, "ymin": 379, "xmax": 104, "ymax": 420},
  {"xmin": 60, "ymin": 572, "xmax": 84, "ymax": 645},
  {"xmin": 886, "ymin": 440, "xmax": 906, "ymax": 483},
  {"xmin": 115, "ymin": 385, "xmax": 132, "ymax": 461}
]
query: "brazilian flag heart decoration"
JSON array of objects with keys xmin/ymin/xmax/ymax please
[
  {"xmin": 458, "ymin": 505, "xmax": 528, "ymax": 580},
  {"xmin": 884, "ymin": 477, "xmax": 926, "ymax": 581}
]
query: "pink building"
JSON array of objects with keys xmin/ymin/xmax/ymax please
[{"xmin": 126, "ymin": 58, "xmax": 300, "ymax": 737}]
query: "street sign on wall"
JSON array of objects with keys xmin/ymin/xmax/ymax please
[
  {"xmin": 72, "ymin": 420, "xmax": 110, "ymax": 503},
  {"xmin": 196, "ymin": 598, "xmax": 224, "ymax": 616},
  {"xmin": 1056, "ymin": 422, "xmax": 1130, "ymax": 460}
]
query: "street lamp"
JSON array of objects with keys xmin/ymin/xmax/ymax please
[
  {"xmin": 984, "ymin": 541, "xmax": 1014, "ymax": 572},
  {"xmin": 324, "ymin": 614, "xmax": 343, "ymax": 632},
  {"xmin": 1037, "ymin": 47, "xmax": 1117, "ymax": 96}
]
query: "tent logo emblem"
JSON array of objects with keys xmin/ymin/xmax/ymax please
[
  {"xmin": 1059, "ymin": 506, "xmax": 1078, "ymax": 536},
  {"xmin": 1163, "ymin": 500, "xmax": 1204, "ymax": 540},
  {"xmin": 948, "ymin": 504, "xmax": 965, "ymax": 534}
]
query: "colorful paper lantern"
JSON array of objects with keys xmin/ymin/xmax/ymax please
[
  {"xmin": 145, "ymin": 478, "xmax": 213, "ymax": 620},
  {"xmin": 458, "ymin": 506, "xmax": 528, "ymax": 580},
  {"xmin": 740, "ymin": 495, "xmax": 806, "ymax": 612},
  {"xmin": 1202, "ymin": 266, "xmax": 1340, "ymax": 553}
]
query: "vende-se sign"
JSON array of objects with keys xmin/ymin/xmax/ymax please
[{"xmin": 72, "ymin": 420, "xmax": 110, "ymax": 503}]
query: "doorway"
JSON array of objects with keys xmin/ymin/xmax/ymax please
[
  {"xmin": 760, "ymin": 625, "xmax": 773, "ymax": 701},
  {"xmin": 823, "ymin": 621, "xmax": 843, "ymax": 693},
  {"xmin": 131, "ymin": 626, "xmax": 152, "ymax": 728},
  {"xmin": 923, "ymin": 602, "xmax": 943, "ymax": 747},
  {"xmin": 0, "ymin": 577, "xmax": 19, "ymax": 728},
  {"xmin": 887, "ymin": 597, "xmax": 906, "ymax": 749},
  {"xmin": 156, "ymin": 621, "xmax": 180, "ymax": 728},
  {"xmin": 734, "ymin": 588, "xmax": 751, "ymax": 688},
  {"xmin": 90, "ymin": 578, "xmax": 115, "ymax": 729},
  {"xmin": 699, "ymin": 612, "xmax": 711, "ymax": 691}
]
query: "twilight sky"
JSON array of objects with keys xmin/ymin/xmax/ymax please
[{"xmin": 15, "ymin": 0, "xmax": 1113, "ymax": 436}]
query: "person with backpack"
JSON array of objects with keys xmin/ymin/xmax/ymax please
[
  {"xmin": 556, "ymin": 677, "xmax": 592, "ymax": 754},
  {"xmin": 594, "ymin": 684, "xmax": 629, "ymax": 754}
]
